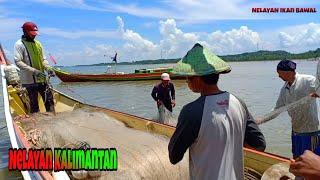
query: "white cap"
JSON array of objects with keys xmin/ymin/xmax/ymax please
[{"xmin": 161, "ymin": 73, "xmax": 170, "ymax": 80}]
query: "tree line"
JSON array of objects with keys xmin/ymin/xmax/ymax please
[{"xmin": 76, "ymin": 48, "xmax": 320, "ymax": 66}]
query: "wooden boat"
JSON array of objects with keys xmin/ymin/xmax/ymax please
[
  {"xmin": 53, "ymin": 67, "xmax": 186, "ymax": 82},
  {"xmin": 1, "ymin": 62, "xmax": 291, "ymax": 179}
]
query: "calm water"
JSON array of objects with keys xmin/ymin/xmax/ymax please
[{"xmin": 1, "ymin": 60, "xmax": 318, "ymax": 163}]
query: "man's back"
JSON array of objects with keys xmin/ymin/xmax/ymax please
[{"xmin": 188, "ymin": 92, "xmax": 246, "ymax": 180}]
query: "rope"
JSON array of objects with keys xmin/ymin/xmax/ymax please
[{"xmin": 60, "ymin": 84, "xmax": 88, "ymax": 104}]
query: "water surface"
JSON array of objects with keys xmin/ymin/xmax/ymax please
[{"xmin": 1, "ymin": 60, "xmax": 318, "ymax": 162}]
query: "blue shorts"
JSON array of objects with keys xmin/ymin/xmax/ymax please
[{"xmin": 292, "ymin": 131, "xmax": 320, "ymax": 158}]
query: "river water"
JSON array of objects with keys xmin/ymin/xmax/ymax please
[{"xmin": 0, "ymin": 60, "xmax": 318, "ymax": 163}]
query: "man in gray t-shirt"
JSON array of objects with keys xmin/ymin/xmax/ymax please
[{"xmin": 169, "ymin": 43, "xmax": 266, "ymax": 180}]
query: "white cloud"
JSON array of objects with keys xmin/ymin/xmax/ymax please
[
  {"xmin": 159, "ymin": 19, "xmax": 199, "ymax": 57},
  {"xmin": 49, "ymin": 17, "xmax": 301, "ymax": 65},
  {"xmin": 1, "ymin": 13, "xmax": 318, "ymax": 65},
  {"xmin": 53, "ymin": 17, "xmax": 159, "ymax": 65},
  {"xmin": 117, "ymin": 16, "xmax": 158, "ymax": 60},
  {"xmin": 116, "ymin": 16, "xmax": 124, "ymax": 34},
  {"xmin": 53, "ymin": 44, "xmax": 115, "ymax": 65},
  {"xmin": 206, "ymin": 26, "xmax": 261, "ymax": 54},
  {"xmin": 28, "ymin": 0, "xmax": 320, "ymax": 22},
  {"xmin": 278, "ymin": 23, "xmax": 320, "ymax": 52},
  {"xmin": 158, "ymin": 19, "xmax": 261, "ymax": 56},
  {"xmin": 269, "ymin": 23, "xmax": 320, "ymax": 53},
  {"xmin": 107, "ymin": 3, "xmax": 174, "ymax": 19},
  {"xmin": 0, "ymin": 17, "xmax": 25, "ymax": 41},
  {"xmin": 84, "ymin": 44, "xmax": 114, "ymax": 57},
  {"xmin": 56, "ymin": 18, "xmax": 264, "ymax": 65},
  {"xmin": 142, "ymin": 22, "xmax": 157, "ymax": 29}
]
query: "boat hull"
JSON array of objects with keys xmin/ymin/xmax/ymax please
[{"xmin": 54, "ymin": 68, "xmax": 186, "ymax": 82}]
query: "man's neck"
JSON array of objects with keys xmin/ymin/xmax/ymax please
[
  {"xmin": 287, "ymin": 76, "xmax": 296, "ymax": 86},
  {"xmin": 200, "ymin": 85, "xmax": 222, "ymax": 96},
  {"xmin": 161, "ymin": 83, "xmax": 169, "ymax": 87},
  {"xmin": 22, "ymin": 35, "xmax": 35, "ymax": 42}
]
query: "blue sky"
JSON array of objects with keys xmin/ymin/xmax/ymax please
[{"xmin": 0, "ymin": 0, "xmax": 319, "ymax": 66}]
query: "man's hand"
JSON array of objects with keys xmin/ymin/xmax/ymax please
[
  {"xmin": 171, "ymin": 100, "xmax": 176, "ymax": 108},
  {"xmin": 310, "ymin": 92, "xmax": 319, "ymax": 98},
  {"xmin": 255, "ymin": 117, "xmax": 264, "ymax": 125},
  {"xmin": 157, "ymin": 100, "xmax": 163, "ymax": 107},
  {"xmin": 289, "ymin": 150, "xmax": 320, "ymax": 180},
  {"xmin": 47, "ymin": 69, "xmax": 56, "ymax": 77},
  {"xmin": 33, "ymin": 70, "xmax": 46, "ymax": 79}
]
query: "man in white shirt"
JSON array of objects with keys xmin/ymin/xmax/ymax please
[{"xmin": 258, "ymin": 59, "xmax": 320, "ymax": 158}]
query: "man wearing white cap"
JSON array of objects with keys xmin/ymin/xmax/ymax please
[{"xmin": 151, "ymin": 72, "xmax": 176, "ymax": 118}]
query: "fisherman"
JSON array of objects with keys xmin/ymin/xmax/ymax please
[
  {"xmin": 168, "ymin": 43, "xmax": 266, "ymax": 180},
  {"xmin": 256, "ymin": 59, "xmax": 320, "ymax": 158},
  {"xmin": 14, "ymin": 22, "xmax": 55, "ymax": 113},
  {"xmin": 151, "ymin": 73, "xmax": 176, "ymax": 122}
]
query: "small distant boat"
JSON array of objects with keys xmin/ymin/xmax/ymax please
[{"xmin": 53, "ymin": 67, "xmax": 186, "ymax": 82}]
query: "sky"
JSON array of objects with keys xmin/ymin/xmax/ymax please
[{"xmin": 0, "ymin": 0, "xmax": 319, "ymax": 66}]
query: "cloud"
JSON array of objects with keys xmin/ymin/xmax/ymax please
[
  {"xmin": 278, "ymin": 23, "xmax": 320, "ymax": 51},
  {"xmin": 107, "ymin": 3, "xmax": 174, "ymax": 19},
  {"xmin": 56, "ymin": 17, "xmax": 264, "ymax": 65},
  {"xmin": 117, "ymin": 16, "xmax": 158, "ymax": 60},
  {"xmin": 36, "ymin": 18, "xmax": 320, "ymax": 66},
  {"xmin": 158, "ymin": 19, "xmax": 261, "ymax": 56},
  {"xmin": 53, "ymin": 17, "xmax": 159, "ymax": 65},
  {"xmin": 206, "ymin": 26, "xmax": 261, "ymax": 54},
  {"xmin": 159, "ymin": 19, "xmax": 199, "ymax": 57},
  {"xmin": 2, "ymin": 13, "xmax": 318, "ymax": 65},
  {"xmin": 142, "ymin": 22, "xmax": 157, "ymax": 29},
  {"xmin": 28, "ymin": 0, "xmax": 320, "ymax": 22},
  {"xmin": 39, "ymin": 16, "xmax": 126, "ymax": 39},
  {"xmin": 48, "ymin": 17, "xmax": 266, "ymax": 65},
  {"xmin": 0, "ymin": 17, "xmax": 25, "ymax": 41}
]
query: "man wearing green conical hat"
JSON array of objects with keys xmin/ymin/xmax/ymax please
[{"xmin": 168, "ymin": 43, "xmax": 266, "ymax": 180}]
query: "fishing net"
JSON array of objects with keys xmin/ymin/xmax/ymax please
[
  {"xmin": 4, "ymin": 65, "xmax": 20, "ymax": 85},
  {"xmin": 256, "ymin": 95, "xmax": 314, "ymax": 125},
  {"xmin": 261, "ymin": 162, "xmax": 295, "ymax": 180},
  {"xmin": 156, "ymin": 105, "xmax": 176, "ymax": 126},
  {"xmin": 15, "ymin": 107, "xmax": 189, "ymax": 179}
]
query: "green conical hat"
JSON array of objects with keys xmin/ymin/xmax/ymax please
[{"xmin": 173, "ymin": 43, "xmax": 231, "ymax": 76}]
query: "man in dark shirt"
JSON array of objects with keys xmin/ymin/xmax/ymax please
[{"xmin": 151, "ymin": 73, "xmax": 176, "ymax": 113}]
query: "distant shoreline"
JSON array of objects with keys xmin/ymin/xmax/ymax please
[{"xmin": 57, "ymin": 48, "xmax": 320, "ymax": 67}]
